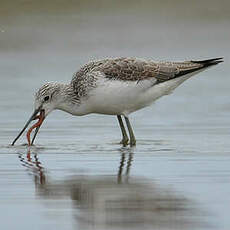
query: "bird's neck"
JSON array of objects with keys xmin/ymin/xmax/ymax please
[{"xmin": 56, "ymin": 83, "xmax": 81, "ymax": 114}]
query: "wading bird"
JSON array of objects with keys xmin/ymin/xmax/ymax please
[{"xmin": 12, "ymin": 57, "xmax": 223, "ymax": 146}]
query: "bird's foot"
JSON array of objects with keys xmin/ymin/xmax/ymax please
[
  {"xmin": 129, "ymin": 138, "xmax": 136, "ymax": 147},
  {"xmin": 120, "ymin": 138, "xmax": 129, "ymax": 146}
]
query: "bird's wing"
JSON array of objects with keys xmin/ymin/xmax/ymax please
[
  {"xmin": 94, "ymin": 57, "xmax": 160, "ymax": 81},
  {"xmin": 155, "ymin": 58, "xmax": 223, "ymax": 83},
  {"xmin": 71, "ymin": 57, "xmax": 223, "ymax": 95},
  {"xmin": 91, "ymin": 57, "xmax": 222, "ymax": 84}
]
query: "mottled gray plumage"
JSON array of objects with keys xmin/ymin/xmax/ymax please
[{"xmin": 71, "ymin": 57, "xmax": 223, "ymax": 99}]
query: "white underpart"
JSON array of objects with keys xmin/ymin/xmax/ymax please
[{"xmin": 73, "ymin": 69, "xmax": 205, "ymax": 116}]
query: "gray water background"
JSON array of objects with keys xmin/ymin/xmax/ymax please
[{"xmin": 0, "ymin": 0, "xmax": 230, "ymax": 229}]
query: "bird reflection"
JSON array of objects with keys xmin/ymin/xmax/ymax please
[
  {"xmin": 117, "ymin": 148, "xmax": 134, "ymax": 184},
  {"xmin": 18, "ymin": 148, "xmax": 204, "ymax": 230},
  {"xmin": 18, "ymin": 149, "xmax": 46, "ymax": 185}
]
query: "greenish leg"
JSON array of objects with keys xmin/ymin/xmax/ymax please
[
  {"xmin": 117, "ymin": 115, "xmax": 129, "ymax": 146},
  {"xmin": 124, "ymin": 116, "xmax": 136, "ymax": 146}
]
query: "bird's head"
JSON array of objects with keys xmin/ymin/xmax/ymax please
[
  {"xmin": 34, "ymin": 82, "xmax": 62, "ymax": 117},
  {"xmin": 12, "ymin": 82, "xmax": 64, "ymax": 146}
]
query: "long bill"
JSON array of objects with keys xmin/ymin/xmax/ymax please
[
  {"xmin": 11, "ymin": 107, "xmax": 42, "ymax": 146},
  {"xmin": 31, "ymin": 126, "xmax": 40, "ymax": 145}
]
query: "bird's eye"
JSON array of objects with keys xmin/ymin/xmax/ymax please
[{"xmin": 44, "ymin": 96, "xmax": 50, "ymax": 102}]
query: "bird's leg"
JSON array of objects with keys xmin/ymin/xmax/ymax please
[
  {"xmin": 124, "ymin": 116, "xmax": 136, "ymax": 146},
  {"xmin": 117, "ymin": 115, "xmax": 129, "ymax": 146},
  {"xmin": 117, "ymin": 152, "xmax": 126, "ymax": 184}
]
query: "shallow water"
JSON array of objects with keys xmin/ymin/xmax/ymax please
[{"xmin": 1, "ymin": 1, "xmax": 230, "ymax": 229}]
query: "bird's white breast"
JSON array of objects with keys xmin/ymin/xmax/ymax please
[{"xmin": 73, "ymin": 73, "xmax": 193, "ymax": 116}]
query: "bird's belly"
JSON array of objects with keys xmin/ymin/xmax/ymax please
[
  {"xmin": 79, "ymin": 75, "xmax": 192, "ymax": 116},
  {"xmin": 84, "ymin": 80, "xmax": 153, "ymax": 115}
]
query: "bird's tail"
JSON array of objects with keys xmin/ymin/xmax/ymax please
[
  {"xmin": 174, "ymin": 57, "xmax": 224, "ymax": 78},
  {"xmin": 191, "ymin": 57, "xmax": 223, "ymax": 67}
]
